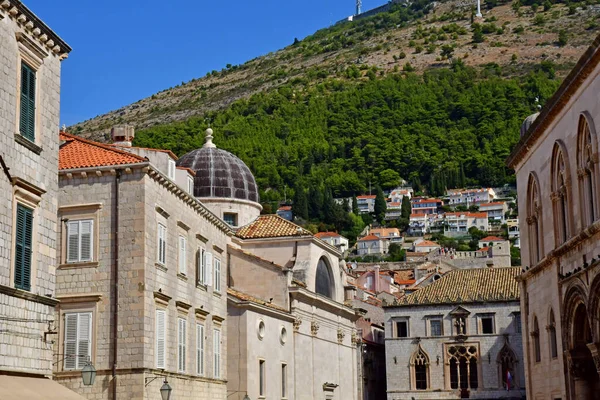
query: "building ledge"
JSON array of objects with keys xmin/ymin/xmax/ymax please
[
  {"xmin": 14, "ymin": 134, "xmax": 42, "ymax": 155},
  {"xmin": 0, "ymin": 284, "xmax": 58, "ymax": 306}
]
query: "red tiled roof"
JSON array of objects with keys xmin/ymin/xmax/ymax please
[
  {"xmin": 411, "ymin": 198, "xmax": 441, "ymax": 204},
  {"xmin": 479, "ymin": 247, "xmax": 490, "ymax": 252},
  {"xmin": 357, "ymin": 195, "xmax": 376, "ymax": 199},
  {"xmin": 315, "ymin": 232, "xmax": 341, "ymax": 239},
  {"xmin": 59, "ymin": 132, "xmax": 146, "ymax": 170},
  {"xmin": 480, "ymin": 236, "xmax": 505, "ymax": 242},
  {"xmin": 415, "ymin": 240, "xmax": 440, "ymax": 247},
  {"xmin": 410, "ymin": 213, "xmax": 427, "ymax": 218},
  {"xmin": 358, "ymin": 234, "xmax": 381, "ymax": 242},
  {"xmin": 278, "ymin": 206, "xmax": 292, "ymax": 211},
  {"xmin": 388, "ymin": 202, "xmax": 401, "ymax": 207},
  {"xmin": 228, "ymin": 288, "xmax": 288, "ymax": 312},
  {"xmin": 396, "ymin": 279, "xmax": 416, "ymax": 285},
  {"xmin": 445, "ymin": 212, "xmax": 488, "ymax": 218},
  {"xmin": 236, "ymin": 214, "xmax": 312, "ymax": 239}
]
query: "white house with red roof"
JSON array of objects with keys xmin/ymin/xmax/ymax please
[
  {"xmin": 446, "ymin": 188, "xmax": 496, "ymax": 206},
  {"xmin": 411, "ymin": 240, "xmax": 441, "ymax": 253},
  {"xmin": 315, "ymin": 231, "xmax": 349, "ymax": 252},
  {"xmin": 389, "ymin": 187, "xmax": 413, "ymax": 203},
  {"xmin": 358, "ymin": 234, "xmax": 389, "ymax": 256},
  {"xmin": 357, "ymin": 194, "xmax": 376, "ymax": 213},
  {"xmin": 479, "ymin": 201, "xmax": 509, "ymax": 226},
  {"xmin": 276, "ymin": 205, "xmax": 293, "ymax": 221},
  {"xmin": 444, "ymin": 212, "xmax": 489, "ymax": 237},
  {"xmin": 410, "ymin": 198, "xmax": 442, "ymax": 214},
  {"xmin": 478, "ymin": 236, "xmax": 508, "ymax": 249}
]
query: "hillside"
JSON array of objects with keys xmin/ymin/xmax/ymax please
[{"xmin": 71, "ymin": 0, "xmax": 600, "ymax": 141}]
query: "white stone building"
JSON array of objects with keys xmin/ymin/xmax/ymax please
[
  {"xmin": 446, "ymin": 188, "xmax": 496, "ymax": 206},
  {"xmin": 357, "ymin": 234, "xmax": 388, "ymax": 256},
  {"xmin": 507, "ymin": 33, "xmax": 600, "ymax": 400},
  {"xmin": 0, "ymin": 2, "xmax": 83, "ymax": 398},
  {"xmin": 444, "ymin": 212, "xmax": 489, "ymax": 237},
  {"xmin": 315, "ymin": 231, "xmax": 350, "ymax": 253},
  {"xmin": 356, "ymin": 195, "xmax": 376, "ymax": 214},
  {"xmin": 479, "ymin": 202, "xmax": 509, "ymax": 228},
  {"xmin": 384, "ymin": 267, "xmax": 525, "ymax": 399}
]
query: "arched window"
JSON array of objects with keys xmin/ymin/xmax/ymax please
[
  {"xmin": 411, "ymin": 346, "xmax": 429, "ymax": 390},
  {"xmin": 497, "ymin": 344, "xmax": 518, "ymax": 389},
  {"xmin": 577, "ymin": 115, "xmax": 598, "ymax": 226},
  {"xmin": 447, "ymin": 345, "xmax": 479, "ymax": 389},
  {"xmin": 315, "ymin": 257, "xmax": 333, "ymax": 299},
  {"xmin": 527, "ymin": 174, "xmax": 543, "ymax": 266},
  {"xmin": 548, "ymin": 310, "xmax": 558, "ymax": 359},
  {"xmin": 551, "ymin": 144, "xmax": 572, "ymax": 245},
  {"xmin": 532, "ymin": 316, "xmax": 541, "ymax": 363}
]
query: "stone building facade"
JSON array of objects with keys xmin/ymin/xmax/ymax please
[
  {"xmin": 384, "ymin": 267, "xmax": 525, "ymax": 399},
  {"xmin": 507, "ymin": 33, "xmax": 600, "ymax": 400},
  {"xmin": 0, "ymin": 2, "xmax": 81, "ymax": 397},
  {"xmin": 55, "ymin": 132, "xmax": 231, "ymax": 399}
]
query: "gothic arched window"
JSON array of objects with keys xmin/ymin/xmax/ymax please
[
  {"xmin": 315, "ymin": 257, "xmax": 333, "ymax": 299},
  {"xmin": 527, "ymin": 174, "xmax": 543, "ymax": 266},
  {"xmin": 497, "ymin": 344, "xmax": 518, "ymax": 389},
  {"xmin": 551, "ymin": 144, "xmax": 572, "ymax": 245},
  {"xmin": 447, "ymin": 345, "xmax": 479, "ymax": 390},
  {"xmin": 532, "ymin": 316, "xmax": 541, "ymax": 363},
  {"xmin": 548, "ymin": 310, "xmax": 558, "ymax": 359},
  {"xmin": 411, "ymin": 346, "xmax": 430, "ymax": 390},
  {"xmin": 578, "ymin": 115, "xmax": 598, "ymax": 226}
]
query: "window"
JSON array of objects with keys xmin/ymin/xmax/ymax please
[
  {"xmin": 527, "ymin": 174, "xmax": 543, "ymax": 265},
  {"xmin": 156, "ymin": 310, "xmax": 166, "ymax": 369},
  {"xmin": 532, "ymin": 316, "xmax": 541, "ymax": 363},
  {"xmin": 196, "ymin": 248, "xmax": 206, "ymax": 286},
  {"xmin": 64, "ymin": 312, "xmax": 92, "ymax": 370},
  {"xmin": 213, "ymin": 329, "xmax": 221, "ymax": 378},
  {"xmin": 205, "ymin": 252, "xmax": 213, "ymax": 286},
  {"xmin": 214, "ymin": 258, "xmax": 221, "ymax": 292},
  {"xmin": 187, "ymin": 176, "xmax": 194, "ymax": 194},
  {"xmin": 223, "ymin": 212, "xmax": 237, "ymax": 227},
  {"xmin": 412, "ymin": 347, "xmax": 429, "ymax": 390},
  {"xmin": 315, "ymin": 257, "xmax": 333, "ymax": 298},
  {"xmin": 19, "ymin": 62, "xmax": 36, "ymax": 141},
  {"xmin": 196, "ymin": 323, "xmax": 205, "ymax": 375},
  {"xmin": 157, "ymin": 223, "xmax": 167, "ymax": 265},
  {"xmin": 67, "ymin": 220, "xmax": 93, "ymax": 263},
  {"xmin": 480, "ymin": 315, "xmax": 495, "ymax": 334},
  {"xmin": 259, "ymin": 359, "xmax": 266, "ymax": 397},
  {"xmin": 282, "ymin": 363, "xmax": 287, "ymax": 398},
  {"xmin": 178, "ymin": 318, "xmax": 186, "ymax": 372},
  {"xmin": 514, "ymin": 312, "xmax": 522, "ymax": 334},
  {"xmin": 429, "ymin": 318, "xmax": 443, "ymax": 337},
  {"xmin": 167, "ymin": 159, "xmax": 176, "ymax": 180},
  {"xmin": 549, "ymin": 311, "xmax": 558, "ymax": 359},
  {"xmin": 396, "ymin": 320, "xmax": 409, "ymax": 338},
  {"xmin": 551, "ymin": 144, "xmax": 571, "ymax": 245},
  {"xmin": 14, "ymin": 204, "xmax": 33, "ymax": 291},
  {"xmin": 447, "ymin": 345, "xmax": 478, "ymax": 389},
  {"xmin": 498, "ymin": 344, "xmax": 517, "ymax": 389},
  {"xmin": 577, "ymin": 115, "xmax": 598, "ymax": 226},
  {"xmin": 178, "ymin": 235, "xmax": 187, "ymax": 275}
]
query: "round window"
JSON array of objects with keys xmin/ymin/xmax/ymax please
[
  {"xmin": 280, "ymin": 326, "xmax": 287, "ymax": 344},
  {"xmin": 257, "ymin": 320, "xmax": 266, "ymax": 340}
]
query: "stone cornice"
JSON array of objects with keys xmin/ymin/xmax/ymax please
[
  {"xmin": 1, "ymin": 0, "xmax": 71, "ymax": 58},
  {"xmin": 0, "ymin": 284, "xmax": 59, "ymax": 307}
]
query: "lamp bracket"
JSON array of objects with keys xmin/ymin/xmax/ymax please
[{"xmin": 145, "ymin": 375, "xmax": 166, "ymax": 386}]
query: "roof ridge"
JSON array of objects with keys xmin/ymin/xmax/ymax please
[{"xmin": 60, "ymin": 132, "xmax": 147, "ymax": 163}]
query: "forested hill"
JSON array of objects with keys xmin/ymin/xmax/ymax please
[{"xmin": 69, "ymin": 0, "xmax": 600, "ymax": 204}]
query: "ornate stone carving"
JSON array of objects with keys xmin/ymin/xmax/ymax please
[
  {"xmin": 337, "ymin": 328, "xmax": 345, "ymax": 344},
  {"xmin": 311, "ymin": 321, "xmax": 319, "ymax": 336},
  {"xmin": 293, "ymin": 318, "xmax": 302, "ymax": 332}
]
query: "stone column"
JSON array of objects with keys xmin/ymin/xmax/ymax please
[{"xmin": 586, "ymin": 342, "xmax": 600, "ymax": 376}]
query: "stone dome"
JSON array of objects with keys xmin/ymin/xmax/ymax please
[
  {"xmin": 520, "ymin": 112, "xmax": 540, "ymax": 137},
  {"xmin": 177, "ymin": 128, "xmax": 259, "ymax": 203}
]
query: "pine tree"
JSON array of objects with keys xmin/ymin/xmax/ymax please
[
  {"xmin": 352, "ymin": 195, "xmax": 359, "ymax": 215},
  {"xmin": 308, "ymin": 185, "xmax": 324, "ymax": 220},
  {"xmin": 292, "ymin": 183, "xmax": 308, "ymax": 220},
  {"xmin": 323, "ymin": 188, "xmax": 336, "ymax": 224},
  {"xmin": 401, "ymin": 196, "xmax": 412, "ymax": 219},
  {"xmin": 374, "ymin": 186, "xmax": 387, "ymax": 223}
]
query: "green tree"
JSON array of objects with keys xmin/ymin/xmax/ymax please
[
  {"xmin": 401, "ymin": 196, "xmax": 412, "ymax": 219},
  {"xmin": 379, "ymin": 169, "xmax": 401, "ymax": 190},
  {"xmin": 308, "ymin": 185, "xmax": 324, "ymax": 220},
  {"xmin": 292, "ymin": 183, "xmax": 308, "ymax": 220},
  {"xmin": 440, "ymin": 44, "xmax": 455, "ymax": 59},
  {"xmin": 472, "ymin": 24, "xmax": 484, "ymax": 43},
  {"xmin": 557, "ymin": 30, "xmax": 568, "ymax": 47},
  {"xmin": 386, "ymin": 243, "xmax": 406, "ymax": 261},
  {"xmin": 352, "ymin": 195, "xmax": 359, "ymax": 215},
  {"xmin": 374, "ymin": 186, "xmax": 387, "ymax": 223}
]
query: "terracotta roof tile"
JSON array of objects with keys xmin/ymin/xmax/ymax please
[
  {"xmin": 228, "ymin": 288, "xmax": 288, "ymax": 312},
  {"xmin": 410, "ymin": 213, "xmax": 427, "ymax": 218},
  {"xmin": 236, "ymin": 214, "xmax": 312, "ymax": 239},
  {"xmin": 278, "ymin": 206, "xmax": 292, "ymax": 211},
  {"xmin": 315, "ymin": 232, "xmax": 341, "ymax": 239},
  {"xmin": 358, "ymin": 234, "xmax": 381, "ymax": 242},
  {"xmin": 396, "ymin": 267, "xmax": 520, "ymax": 306},
  {"xmin": 415, "ymin": 240, "xmax": 440, "ymax": 247},
  {"xmin": 59, "ymin": 132, "xmax": 146, "ymax": 170},
  {"xmin": 479, "ymin": 236, "xmax": 505, "ymax": 242},
  {"xmin": 357, "ymin": 195, "xmax": 376, "ymax": 199}
]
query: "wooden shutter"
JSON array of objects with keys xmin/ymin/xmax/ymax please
[
  {"xmin": 14, "ymin": 204, "xmax": 32, "ymax": 291},
  {"xmin": 197, "ymin": 324, "xmax": 204, "ymax": 375},
  {"xmin": 64, "ymin": 313, "xmax": 78, "ymax": 369},
  {"xmin": 205, "ymin": 252, "xmax": 213, "ymax": 286},
  {"xmin": 77, "ymin": 312, "xmax": 92, "ymax": 368},
  {"xmin": 67, "ymin": 221, "xmax": 79, "ymax": 262},
  {"xmin": 19, "ymin": 63, "xmax": 35, "ymax": 141},
  {"xmin": 201, "ymin": 249, "xmax": 206, "ymax": 284},
  {"xmin": 214, "ymin": 258, "xmax": 221, "ymax": 292},
  {"xmin": 80, "ymin": 221, "xmax": 93, "ymax": 262},
  {"xmin": 178, "ymin": 236, "xmax": 186, "ymax": 275},
  {"xmin": 213, "ymin": 329, "xmax": 220, "ymax": 378},
  {"xmin": 157, "ymin": 223, "xmax": 166, "ymax": 264},
  {"xmin": 156, "ymin": 310, "xmax": 166, "ymax": 369},
  {"xmin": 178, "ymin": 318, "xmax": 186, "ymax": 372}
]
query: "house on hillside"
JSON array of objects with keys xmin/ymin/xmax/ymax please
[
  {"xmin": 408, "ymin": 213, "xmax": 429, "ymax": 236},
  {"xmin": 411, "ymin": 198, "xmax": 442, "ymax": 215},
  {"xmin": 276, "ymin": 205, "xmax": 293, "ymax": 221},
  {"xmin": 446, "ymin": 188, "xmax": 496, "ymax": 206},
  {"xmin": 357, "ymin": 195, "xmax": 376, "ymax": 213},
  {"xmin": 444, "ymin": 212, "xmax": 489, "ymax": 237},
  {"xmin": 370, "ymin": 227, "xmax": 402, "ymax": 243},
  {"xmin": 479, "ymin": 202, "xmax": 509, "ymax": 228},
  {"xmin": 385, "ymin": 201, "xmax": 402, "ymax": 220},
  {"xmin": 384, "ymin": 267, "xmax": 525, "ymax": 399},
  {"xmin": 315, "ymin": 231, "xmax": 349, "ymax": 252},
  {"xmin": 358, "ymin": 234, "xmax": 389, "ymax": 256},
  {"xmin": 412, "ymin": 240, "xmax": 440, "ymax": 253},
  {"xmin": 389, "ymin": 187, "xmax": 413, "ymax": 203},
  {"xmin": 478, "ymin": 236, "xmax": 506, "ymax": 248}
]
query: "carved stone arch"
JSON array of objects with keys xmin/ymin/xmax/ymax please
[
  {"xmin": 410, "ymin": 344, "xmax": 430, "ymax": 390},
  {"xmin": 497, "ymin": 341, "xmax": 519, "ymax": 389},
  {"xmin": 562, "ymin": 283, "xmax": 590, "ymax": 349},
  {"xmin": 531, "ymin": 314, "xmax": 541, "ymax": 363},
  {"xmin": 315, "ymin": 255, "xmax": 335, "ymax": 299},
  {"xmin": 526, "ymin": 172, "xmax": 544, "ymax": 265},
  {"xmin": 588, "ymin": 273, "xmax": 600, "ymax": 343},
  {"xmin": 547, "ymin": 307, "xmax": 559, "ymax": 359},
  {"xmin": 551, "ymin": 141, "xmax": 574, "ymax": 245}
]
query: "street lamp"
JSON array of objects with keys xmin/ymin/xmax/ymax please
[
  {"xmin": 160, "ymin": 379, "xmax": 172, "ymax": 400},
  {"xmin": 81, "ymin": 362, "xmax": 97, "ymax": 386}
]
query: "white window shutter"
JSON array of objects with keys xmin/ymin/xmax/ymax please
[
  {"xmin": 80, "ymin": 221, "xmax": 93, "ymax": 262},
  {"xmin": 77, "ymin": 312, "xmax": 92, "ymax": 368},
  {"xmin": 67, "ymin": 221, "xmax": 79, "ymax": 262},
  {"xmin": 156, "ymin": 310, "xmax": 166, "ymax": 369},
  {"xmin": 197, "ymin": 324, "xmax": 204, "ymax": 375},
  {"xmin": 214, "ymin": 259, "xmax": 221, "ymax": 292},
  {"xmin": 213, "ymin": 329, "xmax": 220, "ymax": 378},
  {"xmin": 205, "ymin": 252, "xmax": 213, "ymax": 286},
  {"xmin": 201, "ymin": 249, "xmax": 206, "ymax": 284},
  {"xmin": 179, "ymin": 236, "xmax": 186, "ymax": 275},
  {"xmin": 64, "ymin": 314, "xmax": 78, "ymax": 369},
  {"xmin": 178, "ymin": 318, "xmax": 186, "ymax": 372}
]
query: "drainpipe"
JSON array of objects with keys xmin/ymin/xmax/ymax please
[{"xmin": 113, "ymin": 170, "xmax": 121, "ymax": 400}]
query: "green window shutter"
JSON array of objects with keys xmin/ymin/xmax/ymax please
[
  {"xmin": 19, "ymin": 63, "xmax": 36, "ymax": 141},
  {"xmin": 14, "ymin": 204, "xmax": 33, "ymax": 291}
]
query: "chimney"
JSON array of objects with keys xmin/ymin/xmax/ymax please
[
  {"xmin": 111, "ymin": 125, "xmax": 135, "ymax": 147},
  {"xmin": 373, "ymin": 265, "xmax": 381, "ymax": 293}
]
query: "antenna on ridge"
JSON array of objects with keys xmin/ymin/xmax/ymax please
[{"xmin": 356, "ymin": 0, "xmax": 362, "ymax": 15}]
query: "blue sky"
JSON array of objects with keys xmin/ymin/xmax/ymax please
[{"xmin": 25, "ymin": 0, "xmax": 385, "ymax": 126}]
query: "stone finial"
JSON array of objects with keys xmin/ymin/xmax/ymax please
[{"xmin": 203, "ymin": 127, "xmax": 216, "ymax": 149}]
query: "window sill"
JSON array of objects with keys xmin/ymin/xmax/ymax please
[
  {"xmin": 155, "ymin": 263, "xmax": 167, "ymax": 272},
  {"xmin": 177, "ymin": 273, "xmax": 188, "ymax": 281},
  {"xmin": 196, "ymin": 283, "xmax": 207, "ymax": 291},
  {"xmin": 14, "ymin": 134, "xmax": 42, "ymax": 154},
  {"xmin": 213, "ymin": 291, "xmax": 222, "ymax": 298},
  {"xmin": 58, "ymin": 261, "xmax": 99, "ymax": 269}
]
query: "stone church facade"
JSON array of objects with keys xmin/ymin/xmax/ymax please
[{"xmin": 508, "ymin": 33, "xmax": 600, "ymax": 400}]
